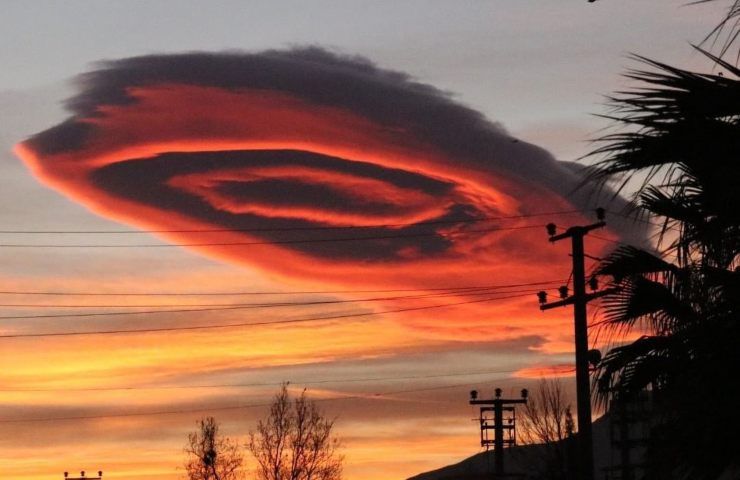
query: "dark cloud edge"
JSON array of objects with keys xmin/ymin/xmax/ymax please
[{"xmin": 22, "ymin": 46, "xmax": 643, "ymax": 240}]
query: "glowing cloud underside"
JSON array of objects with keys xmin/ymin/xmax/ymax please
[{"xmin": 15, "ymin": 48, "xmax": 622, "ymax": 339}]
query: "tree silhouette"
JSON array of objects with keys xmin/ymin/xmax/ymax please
[
  {"xmin": 248, "ymin": 385, "xmax": 343, "ymax": 480},
  {"xmin": 517, "ymin": 379, "xmax": 575, "ymax": 480},
  {"xmin": 586, "ymin": 51, "xmax": 740, "ymax": 478},
  {"xmin": 185, "ymin": 416, "xmax": 245, "ymax": 480}
]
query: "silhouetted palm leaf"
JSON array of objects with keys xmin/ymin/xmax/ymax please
[
  {"xmin": 595, "ymin": 334, "xmax": 683, "ymax": 397},
  {"xmin": 586, "ymin": 48, "xmax": 740, "ymax": 478},
  {"xmin": 693, "ymin": 0, "xmax": 740, "ymax": 60}
]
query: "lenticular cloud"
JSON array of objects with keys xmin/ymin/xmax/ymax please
[{"xmin": 15, "ymin": 48, "xmax": 617, "ymax": 291}]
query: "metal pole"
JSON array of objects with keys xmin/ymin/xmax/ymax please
[
  {"xmin": 494, "ymin": 400, "xmax": 504, "ymax": 477},
  {"xmin": 572, "ymin": 230, "xmax": 595, "ymax": 480},
  {"xmin": 470, "ymin": 389, "xmax": 527, "ymax": 479}
]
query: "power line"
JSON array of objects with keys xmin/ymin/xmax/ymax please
[
  {"xmin": 589, "ymin": 317, "xmax": 616, "ymax": 329},
  {"xmin": 0, "ymin": 289, "xmax": 551, "ymax": 320},
  {"xmin": 589, "ymin": 234, "xmax": 679, "ymax": 260},
  {"xmin": 0, "ymin": 279, "xmax": 566, "ymax": 297},
  {"xmin": 0, "ymin": 224, "xmax": 546, "ymax": 248},
  {"xmin": 0, "ymin": 367, "xmax": 531, "ymax": 393},
  {"xmin": 590, "ymin": 234, "xmax": 631, "ymax": 245},
  {"xmin": 606, "ymin": 209, "xmax": 681, "ymax": 232},
  {"xmin": 0, "ymin": 286, "xmax": 553, "ymax": 309},
  {"xmin": 0, "ymin": 292, "xmax": 535, "ymax": 339},
  {"xmin": 0, "ymin": 210, "xmax": 584, "ymax": 234},
  {"xmin": 0, "ymin": 384, "xmax": 446, "ymax": 424},
  {"xmin": 0, "ymin": 377, "xmax": 557, "ymax": 424}
]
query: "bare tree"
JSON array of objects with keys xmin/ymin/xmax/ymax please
[
  {"xmin": 185, "ymin": 416, "xmax": 245, "ymax": 480},
  {"xmin": 248, "ymin": 385, "xmax": 343, "ymax": 480},
  {"xmin": 518, "ymin": 379, "xmax": 575, "ymax": 480}
]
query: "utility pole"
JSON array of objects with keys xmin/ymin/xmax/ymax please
[
  {"xmin": 537, "ymin": 208, "xmax": 615, "ymax": 480},
  {"xmin": 64, "ymin": 471, "xmax": 103, "ymax": 480},
  {"xmin": 469, "ymin": 387, "xmax": 528, "ymax": 478}
]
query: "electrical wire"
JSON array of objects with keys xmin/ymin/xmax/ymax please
[
  {"xmin": 590, "ymin": 234, "xmax": 679, "ymax": 260},
  {"xmin": 0, "ymin": 372, "xmax": 574, "ymax": 424},
  {"xmin": 0, "ymin": 383, "xmax": 469, "ymax": 423},
  {"xmin": 0, "ymin": 286, "xmax": 554, "ymax": 309},
  {"xmin": 0, "ymin": 279, "xmax": 566, "ymax": 297},
  {"xmin": 606, "ymin": 209, "xmax": 681, "ymax": 232},
  {"xmin": 0, "ymin": 289, "xmax": 548, "ymax": 320},
  {"xmin": 0, "ymin": 210, "xmax": 584, "ymax": 234},
  {"xmin": 0, "ymin": 224, "xmax": 546, "ymax": 248},
  {"xmin": 0, "ymin": 367, "xmax": 531, "ymax": 393},
  {"xmin": 0, "ymin": 292, "xmax": 536, "ymax": 339}
]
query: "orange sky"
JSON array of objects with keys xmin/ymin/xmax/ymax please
[
  {"xmin": 2, "ymin": 49, "xmax": 639, "ymax": 480},
  {"xmin": 0, "ymin": 277, "xmax": 587, "ymax": 480}
]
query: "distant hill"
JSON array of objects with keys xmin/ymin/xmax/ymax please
[{"xmin": 407, "ymin": 416, "xmax": 615, "ymax": 480}]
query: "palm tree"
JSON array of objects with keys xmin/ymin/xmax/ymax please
[
  {"xmin": 696, "ymin": 0, "xmax": 740, "ymax": 60},
  {"xmin": 585, "ymin": 51, "xmax": 740, "ymax": 479}
]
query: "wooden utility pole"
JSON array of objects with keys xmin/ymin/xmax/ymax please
[{"xmin": 538, "ymin": 208, "xmax": 615, "ymax": 480}]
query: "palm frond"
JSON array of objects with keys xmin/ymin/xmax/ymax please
[
  {"xmin": 587, "ymin": 17, "xmax": 740, "ymax": 475},
  {"xmin": 596, "ymin": 245, "xmax": 676, "ymax": 280},
  {"xmin": 594, "ymin": 334, "xmax": 684, "ymax": 400},
  {"xmin": 693, "ymin": 0, "xmax": 740, "ymax": 60},
  {"xmin": 584, "ymin": 50, "xmax": 740, "ymax": 204},
  {"xmin": 599, "ymin": 276, "xmax": 698, "ymax": 331}
]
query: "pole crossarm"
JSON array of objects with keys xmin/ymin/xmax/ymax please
[
  {"xmin": 469, "ymin": 398, "xmax": 527, "ymax": 406},
  {"xmin": 548, "ymin": 221, "xmax": 606, "ymax": 243},
  {"xmin": 539, "ymin": 287, "xmax": 620, "ymax": 311}
]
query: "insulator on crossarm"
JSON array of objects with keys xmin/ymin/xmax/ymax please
[
  {"xmin": 596, "ymin": 207, "xmax": 605, "ymax": 221},
  {"xmin": 537, "ymin": 291, "xmax": 547, "ymax": 304}
]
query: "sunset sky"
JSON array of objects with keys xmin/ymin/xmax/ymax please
[{"xmin": 0, "ymin": 1, "xmax": 723, "ymax": 479}]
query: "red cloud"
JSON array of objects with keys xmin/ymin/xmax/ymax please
[{"xmin": 14, "ymin": 49, "xmax": 626, "ymax": 341}]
